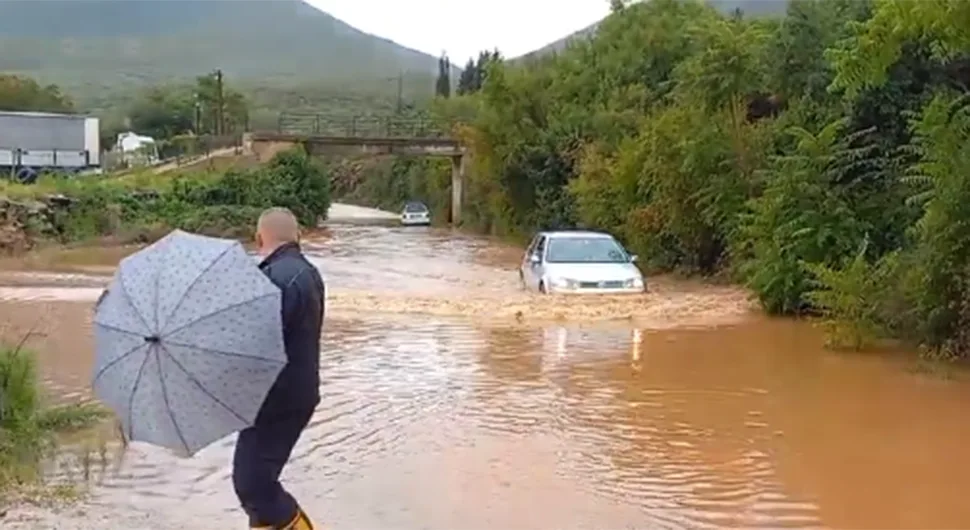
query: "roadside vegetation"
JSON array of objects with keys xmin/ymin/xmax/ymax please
[
  {"xmin": 341, "ymin": 0, "xmax": 970, "ymax": 358},
  {"xmin": 0, "ymin": 148, "xmax": 331, "ymax": 250},
  {"xmin": 0, "ymin": 340, "xmax": 106, "ymax": 494}
]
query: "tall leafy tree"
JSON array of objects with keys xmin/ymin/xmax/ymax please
[
  {"xmin": 125, "ymin": 71, "xmax": 249, "ymax": 139},
  {"xmin": 351, "ymin": 0, "xmax": 970, "ymax": 354},
  {"xmin": 457, "ymin": 58, "xmax": 477, "ymax": 95},
  {"xmin": 456, "ymin": 50, "xmax": 501, "ymax": 95},
  {"xmin": 0, "ymin": 75, "xmax": 74, "ymax": 112},
  {"xmin": 435, "ymin": 53, "xmax": 452, "ymax": 98}
]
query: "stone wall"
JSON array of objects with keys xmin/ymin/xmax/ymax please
[{"xmin": 0, "ymin": 196, "xmax": 64, "ymax": 255}]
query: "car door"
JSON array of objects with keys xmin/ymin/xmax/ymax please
[
  {"xmin": 524, "ymin": 235, "xmax": 547, "ymax": 290},
  {"xmin": 520, "ymin": 235, "xmax": 538, "ymax": 287}
]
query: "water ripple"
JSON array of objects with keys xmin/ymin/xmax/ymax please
[
  {"xmin": 10, "ymin": 224, "xmax": 968, "ymax": 529},
  {"xmin": 35, "ymin": 316, "xmax": 827, "ymax": 528}
]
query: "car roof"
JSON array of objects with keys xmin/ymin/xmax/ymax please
[{"xmin": 538, "ymin": 230, "xmax": 615, "ymax": 239}]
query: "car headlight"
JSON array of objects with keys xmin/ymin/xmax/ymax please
[
  {"xmin": 549, "ymin": 277, "xmax": 578, "ymax": 289},
  {"xmin": 624, "ymin": 277, "xmax": 644, "ymax": 289}
]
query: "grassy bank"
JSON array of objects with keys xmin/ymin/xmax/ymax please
[
  {"xmin": 0, "ymin": 343, "xmax": 106, "ymax": 494},
  {"xmin": 0, "ymin": 147, "xmax": 331, "ymax": 252}
]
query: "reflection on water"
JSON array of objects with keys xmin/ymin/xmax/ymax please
[{"xmin": 2, "ymin": 225, "xmax": 970, "ymax": 528}]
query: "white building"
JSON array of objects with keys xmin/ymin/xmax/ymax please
[{"xmin": 115, "ymin": 131, "xmax": 159, "ymax": 166}]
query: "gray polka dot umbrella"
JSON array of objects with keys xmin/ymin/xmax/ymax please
[{"xmin": 91, "ymin": 229, "xmax": 286, "ymax": 456}]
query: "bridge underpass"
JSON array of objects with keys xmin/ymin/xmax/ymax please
[{"xmin": 243, "ymin": 113, "xmax": 466, "ymax": 224}]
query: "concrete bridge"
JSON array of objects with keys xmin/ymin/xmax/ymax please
[{"xmin": 243, "ymin": 113, "xmax": 466, "ymax": 224}]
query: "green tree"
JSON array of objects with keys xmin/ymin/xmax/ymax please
[
  {"xmin": 121, "ymin": 71, "xmax": 249, "ymax": 140},
  {"xmin": 457, "ymin": 58, "xmax": 477, "ymax": 95},
  {"xmin": 901, "ymin": 94, "xmax": 970, "ymax": 356},
  {"xmin": 127, "ymin": 86, "xmax": 195, "ymax": 139},
  {"xmin": 828, "ymin": 0, "xmax": 970, "ymax": 98},
  {"xmin": 435, "ymin": 53, "xmax": 452, "ymax": 98},
  {"xmin": 739, "ymin": 119, "xmax": 867, "ymax": 314},
  {"xmin": 457, "ymin": 50, "xmax": 501, "ymax": 95},
  {"xmin": 340, "ymin": 0, "xmax": 970, "ymax": 355},
  {"xmin": 766, "ymin": 0, "xmax": 871, "ymax": 102},
  {"xmin": 0, "ymin": 74, "xmax": 74, "ymax": 112}
]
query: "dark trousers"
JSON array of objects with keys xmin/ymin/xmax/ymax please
[{"xmin": 232, "ymin": 406, "xmax": 315, "ymax": 527}]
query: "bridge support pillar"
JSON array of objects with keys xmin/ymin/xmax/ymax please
[{"xmin": 450, "ymin": 154, "xmax": 465, "ymax": 225}]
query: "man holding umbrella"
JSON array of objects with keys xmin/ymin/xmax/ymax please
[
  {"xmin": 91, "ymin": 206, "xmax": 324, "ymax": 529},
  {"xmin": 234, "ymin": 207, "xmax": 325, "ymax": 529}
]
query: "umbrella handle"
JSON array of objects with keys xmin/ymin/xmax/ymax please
[{"xmin": 95, "ymin": 289, "xmax": 109, "ymax": 309}]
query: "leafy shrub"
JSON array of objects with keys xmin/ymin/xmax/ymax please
[
  {"xmin": 174, "ymin": 205, "xmax": 263, "ymax": 238},
  {"xmin": 259, "ymin": 149, "xmax": 331, "ymax": 226},
  {"xmin": 805, "ymin": 242, "xmax": 896, "ymax": 350},
  {"xmin": 898, "ymin": 94, "xmax": 970, "ymax": 357},
  {"xmin": 165, "ymin": 148, "xmax": 330, "ymax": 228},
  {"xmin": 738, "ymin": 121, "xmax": 868, "ymax": 314},
  {"xmin": 0, "ymin": 344, "xmax": 105, "ymax": 489},
  {"xmin": 6, "ymin": 147, "xmax": 332, "ymax": 247}
]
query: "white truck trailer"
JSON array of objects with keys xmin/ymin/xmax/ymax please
[{"xmin": 0, "ymin": 110, "xmax": 101, "ymax": 182}]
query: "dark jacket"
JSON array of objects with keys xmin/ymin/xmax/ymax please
[{"xmin": 257, "ymin": 242, "xmax": 325, "ymax": 421}]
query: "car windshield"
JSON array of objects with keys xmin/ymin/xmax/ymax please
[
  {"xmin": 545, "ymin": 236, "xmax": 629, "ymax": 263},
  {"xmin": 404, "ymin": 202, "xmax": 427, "ymax": 213}
]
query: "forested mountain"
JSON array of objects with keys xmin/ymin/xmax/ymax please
[{"xmin": 0, "ymin": 0, "xmax": 439, "ymax": 103}]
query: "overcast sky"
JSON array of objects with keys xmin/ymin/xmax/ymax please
[{"xmin": 306, "ymin": 0, "xmax": 610, "ymax": 63}]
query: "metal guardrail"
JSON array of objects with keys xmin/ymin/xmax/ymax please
[{"xmin": 276, "ymin": 113, "xmax": 449, "ymax": 139}]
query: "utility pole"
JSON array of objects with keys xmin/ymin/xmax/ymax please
[
  {"xmin": 194, "ymin": 93, "xmax": 201, "ymax": 134},
  {"xmin": 214, "ymin": 69, "xmax": 224, "ymax": 135}
]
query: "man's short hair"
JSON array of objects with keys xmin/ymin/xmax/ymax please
[{"xmin": 257, "ymin": 207, "xmax": 300, "ymax": 243}]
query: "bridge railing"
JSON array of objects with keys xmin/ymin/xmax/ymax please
[{"xmin": 276, "ymin": 113, "xmax": 449, "ymax": 139}]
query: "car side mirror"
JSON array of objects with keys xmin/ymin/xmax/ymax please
[
  {"xmin": 529, "ymin": 254, "xmax": 541, "ymax": 264},
  {"xmin": 629, "ymin": 254, "xmax": 638, "ymax": 263}
]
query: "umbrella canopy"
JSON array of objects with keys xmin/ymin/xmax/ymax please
[{"xmin": 92, "ymin": 230, "xmax": 287, "ymax": 456}]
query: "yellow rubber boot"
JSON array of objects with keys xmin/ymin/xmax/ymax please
[{"xmin": 282, "ymin": 508, "xmax": 315, "ymax": 530}]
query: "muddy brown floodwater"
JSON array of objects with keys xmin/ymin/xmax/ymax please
[{"xmin": 3, "ymin": 223, "xmax": 970, "ymax": 529}]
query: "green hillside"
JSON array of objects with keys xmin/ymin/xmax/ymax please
[
  {"xmin": 0, "ymin": 0, "xmax": 440, "ymax": 109},
  {"xmin": 518, "ymin": 0, "xmax": 790, "ymax": 60}
]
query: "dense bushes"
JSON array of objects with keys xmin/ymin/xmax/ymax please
[
  {"xmin": 6, "ymin": 147, "xmax": 331, "ymax": 244},
  {"xmin": 343, "ymin": 0, "xmax": 970, "ymax": 356},
  {"xmin": 162, "ymin": 148, "xmax": 331, "ymax": 229}
]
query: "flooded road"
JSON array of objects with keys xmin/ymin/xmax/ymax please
[
  {"xmin": 0, "ymin": 225, "xmax": 752, "ymax": 326},
  {"xmin": 4, "ymin": 223, "xmax": 970, "ymax": 529}
]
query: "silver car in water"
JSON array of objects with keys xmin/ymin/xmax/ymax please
[
  {"xmin": 400, "ymin": 201, "xmax": 431, "ymax": 226},
  {"xmin": 519, "ymin": 230, "xmax": 645, "ymax": 294}
]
